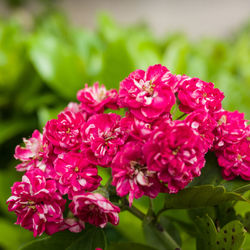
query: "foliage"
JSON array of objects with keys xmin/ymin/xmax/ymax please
[{"xmin": 0, "ymin": 10, "xmax": 250, "ymax": 250}]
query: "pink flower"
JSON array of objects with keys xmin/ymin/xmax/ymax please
[
  {"xmin": 112, "ymin": 141, "xmax": 163, "ymax": 206},
  {"xmin": 77, "ymin": 82, "xmax": 118, "ymax": 114},
  {"xmin": 14, "ymin": 130, "xmax": 46, "ymax": 172},
  {"xmin": 178, "ymin": 77, "xmax": 224, "ymax": 113},
  {"xmin": 54, "ymin": 152, "xmax": 102, "ymax": 198},
  {"xmin": 64, "ymin": 102, "xmax": 88, "ymax": 119},
  {"xmin": 118, "ymin": 64, "xmax": 176, "ymax": 122},
  {"xmin": 216, "ymin": 138, "xmax": 250, "ymax": 180},
  {"xmin": 121, "ymin": 112, "xmax": 172, "ymax": 142},
  {"xmin": 7, "ymin": 169, "xmax": 65, "ymax": 237},
  {"xmin": 185, "ymin": 110, "xmax": 217, "ymax": 151},
  {"xmin": 213, "ymin": 110, "xmax": 248, "ymax": 149},
  {"xmin": 69, "ymin": 193, "xmax": 120, "ymax": 228},
  {"xmin": 81, "ymin": 113, "xmax": 128, "ymax": 166},
  {"xmin": 63, "ymin": 218, "xmax": 85, "ymax": 233},
  {"xmin": 143, "ymin": 121, "xmax": 206, "ymax": 193},
  {"xmin": 44, "ymin": 111, "xmax": 85, "ymax": 153}
]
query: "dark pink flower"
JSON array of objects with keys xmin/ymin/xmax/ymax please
[
  {"xmin": 143, "ymin": 121, "xmax": 206, "ymax": 193},
  {"xmin": 14, "ymin": 130, "xmax": 47, "ymax": 172},
  {"xmin": 185, "ymin": 110, "xmax": 217, "ymax": 151},
  {"xmin": 121, "ymin": 112, "xmax": 172, "ymax": 142},
  {"xmin": 63, "ymin": 218, "xmax": 85, "ymax": 233},
  {"xmin": 178, "ymin": 77, "xmax": 224, "ymax": 113},
  {"xmin": 7, "ymin": 169, "xmax": 65, "ymax": 237},
  {"xmin": 112, "ymin": 141, "xmax": 163, "ymax": 206},
  {"xmin": 64, "ymin": 102, "xmax": 88, "ymax": 119},
  {"xmin": 54, "ymin": 152, "xmax": 102, "ymax": 198},
  {"xmin": 44, "ymin": 111, "xmax": 85, "ymax": 153},
  {"xmin": 213, "ymin": 110, "xmax": 248, "ymax": 149},
  {"xmin": 81, "ymin": 113, "xmax": 128, "ymax": 166},
  {"xmin": 69, "ymin": 193, "xmax": 120, "ymax": 228},
  {"xmin": 77, "ymin": 82, "xmax": 118, "ymax": 114},
  {"xmin": 216, "ymin": 138, "xmax": 250, "ymax": 180},
  {"xmin": 118, "ymin": 64, "xmax": 176, "ymax": 122}
]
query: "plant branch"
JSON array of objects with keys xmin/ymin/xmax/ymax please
[
  {"xmin": 156, "ymin": 207, "xmax": 168, "ymax": 219},
  {"xmin": 125, "ymin": 205, "xmax": 146, "ymax": 221},
  {"xmin": 121, "ymin": 198, "xmax": 146, "ymax": 220}
]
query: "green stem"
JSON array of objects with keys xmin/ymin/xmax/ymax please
[
  {"xmin": 122, "ymin": 199, "xmax": 180, "ymax": 250},
  {"xmin": 162, "ymin": 229, "xmax": 181, "ymax": 250},
  {"xmin": 156, "ymin": 207, "xmax": 168, "ymax": 219},
  {"xmin": 125, "ymin": 204, "xmax": 146, "ymax": 220}
]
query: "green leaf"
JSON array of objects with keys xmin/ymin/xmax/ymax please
[
  {"xmin": 0, "ymin": 119, "xmax": 36, "ymax": 145},
  {"xmin": 116, "ymin": 210, "xmax": 145, "ymax": 244},
  {"xmin": 0, "ymin": 163, "xmax": 23, "ymax": 217},
  {"xmin": 190, "ymin": 152, "xmax": 250, "ymax": 194},
  {"xmin": 100, "ymin": 40, "xmax": 134, "ymax": 90},
  {"xmin": 67, "ymin": 227, "xmax": 107, "ymax": 250},
  {"xmin": 195, "ymin": 215, "xmax": 246, "ymax": 250},
  {"xmin": 164, "ymin": 185, "xmax": 247, "ymax": 209},
  {"xmin": 159, "ymin": 216, "xmax": 182, "ymax": 246},
  {"xmin": 0, "ymin": 218, "xmax": 32, "ymax": 250},
  {"xmin": 21, "ymin": 227, "xmax": 107, "ymax": 250},
  {"xmin": 143, "ymin": 216, "xmax": 181, "ymax": 250},
  {"xmin": 108, "ymin": 242, "xmax": 157, "ymax": 250},
  {"xmin": 29, "ymin": 33, "xmax": 86, "ymax": 99},
  {"xmin": 20, "ymin": 230, "xmax": 81, "ymax": 250}
]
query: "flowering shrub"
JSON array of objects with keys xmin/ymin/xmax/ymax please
[{"xmin": 7, "ymin": 65, "xmax": 250, "ymax": 250}]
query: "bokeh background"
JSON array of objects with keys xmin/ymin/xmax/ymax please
[{"xmin": 0, "ymin": 0, "xmax": 249, "ymax": 249}]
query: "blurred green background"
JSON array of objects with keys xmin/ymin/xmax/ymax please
[{"xmin": 0, "ymin": 0, "xmax": 250, "ymax": 249}]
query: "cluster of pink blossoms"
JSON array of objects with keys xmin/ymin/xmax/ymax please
[{"xmin": 7, "ymin": 64, "xmax": 250, "ymax": 237}]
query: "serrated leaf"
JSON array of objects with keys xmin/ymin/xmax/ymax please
[
  {"xmin": 195, "ymin": 215, "xmax": 246, "ymax": 250},
  {"xmin": 190, "ymin": 152, "xmax": 250, "ymax": 194},
  {"xmin": 164, "ymin": 185, "xmax": 247, "ymax": 209}
]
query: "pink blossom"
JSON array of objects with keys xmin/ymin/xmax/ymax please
[
  {"xmin": 118, "ymin": 64, "xmax": 176, "ymax": 122},
  {"xmin": 64, "ymin": 102, "xmax": 88, "ymax": 119},
  {"xmin": 216, "ymin": 138, "xmax": 250, "ymax": 180},
  {"xmin": 69, "ymin": 193, "xmax": 120, "ymax": 228},
  {"xmin": 121, "ymin": 112, "xmax": 172, "ymax": 142},
  {"xmin": 14, "ymin": 130, "xmax": 45, "ymax": 171},
  {"xmin": 63, "ymin": 218, "xmax": 85, "ymax": 233},
  {"xmin": 185, "ymin": 110, "xmax": 217, "ymax": 151},
  {"xmin": 81, "ymin": 113, "xmax": 128, "ymax": 166},
  {"xmin": 112, "ymin": 141, "xmax": 163, "ymax": 206},
  {"xmin": 213, "ymin": 110, "xmax": 248, "ymax": 149},
  {"xmin": 178, "ymin": 77, "xmax": 224, "ymax": 113},
  {"xmin": 54, "ymin": 152, "xmax": 102, "ymax": 198},
  {"xmin": 77, "ymin": 82, "xmax": 118, "ymax": 114},
  {"xmin": 143, "ymin": 121, "xmax": 206, "ymax": 193},
  {"xmin": 7, "ymin": 169, "xmax": 65, "ymax": 237},
  {"xmin": 44, "ymin": 111, "xmax": 85, "ymax": 153}
]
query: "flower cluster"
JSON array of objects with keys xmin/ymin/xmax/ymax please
[{"xmin": 7, "ymin": 64, "xmax": 250, "ymax": 237}]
